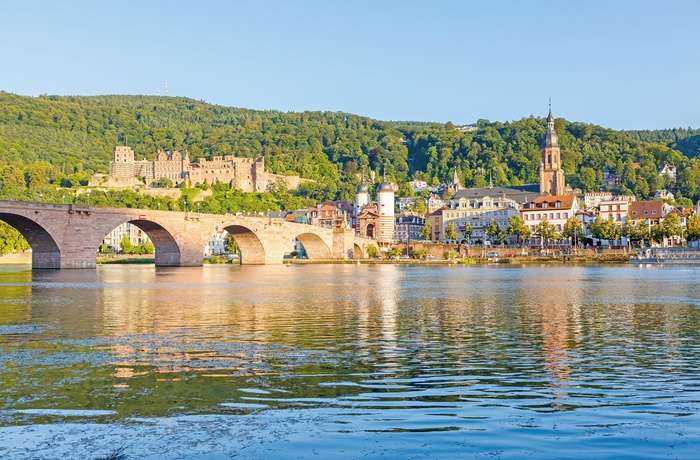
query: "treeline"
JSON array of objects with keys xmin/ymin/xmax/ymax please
[
  {"xmin": 1, "ymin": 92, "xmax": 700, "ymax": 207},
  {"xmin": 403, "ymin": 118, "xmax": 700, "ymax": 205},
  {"xmin": 0, "ymin": 92, "xmax": 409, "ymax": 203},
  {"xmin": 624, "ymin": 127, "xmax": 700, "ymax": 159}
]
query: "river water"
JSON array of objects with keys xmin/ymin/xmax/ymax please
[{"xmin": 0, "ymin": 263, "xmax": 698, "ymax": 459}]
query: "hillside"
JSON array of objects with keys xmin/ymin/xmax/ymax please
[{"xmin": 1, "ymin": 92, "xmax": 699, "ymax": 205}]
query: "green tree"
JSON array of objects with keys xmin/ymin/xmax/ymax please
[
  {"xmin": 561, "ymin": 216, "xmax": 584, "ymax": 246},
  {"xmin": 387, "ymin": 247, "xmax": 402, "ymax": 258},
  {"xmin": 485, "ymin": 219, "xmax": 506, "ymax": 243},
  {"xmin": 589, "ymin": 216, "xmax": 621, "ymax": 241},
  {"xmin": 507, "ymin": 215, "xmax": 530, "ymax": 245},
  {"xmin": 444, "ymin": 222, "xmax": 459, "ymax": 241},
  {"xmin": 120, "ymin": 234, "xmax": 134, "ymax": 254},
  {"xmin": 0, "ymin": 221, "xmax": 30, "ymax": 254},
  {"xmin": 158, "ymin": 177, "xmax": 173, "ymax": 188},
  {"xmin": 653, "ymin": 213, "xmax": 682, "ymax": 244},
  {"xmin": 534, "ymin": 217, "xmax": 557, "ymax": 246},
  {"xmin": 419, "ymin": 222, "xmax": 432, "ymax": 241},
  {"xmin": 367, "ymin": 244, "xmax": 379, "ymax": 258},
  {"xmin": 463, "ymin": 222, "xmax": 473, "ymax": 242},
  {"xmin": 686, "ymin": 213, "xmax": 700, "ymax": 242}
]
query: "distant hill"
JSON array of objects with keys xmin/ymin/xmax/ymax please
[{"xmin": 1, "ymin": 92, "xmax": 700, "ymax": 204}]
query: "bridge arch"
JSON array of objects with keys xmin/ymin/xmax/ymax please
[
  {"xmin": 0, "ymin": 212, "xmax": 61, "ymax": 268},
  {"xmin": 353, "ymin": 243, "xmax": 364, "ymax": 259},
  {"xmin": 295, "ymin": 232, "xmax": 332, "ymax": 260},
  {"xmin": 123, "ymin": 220, "xmax": 183, "ymax": 266},
  {"xmin": 222, "ymin": 224, "xmax": 266, "ymax": 264}
]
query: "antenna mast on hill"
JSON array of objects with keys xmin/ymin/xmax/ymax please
[{"xmin": 165, "ymin": 81, "xmax": 168, "ymax": 97}]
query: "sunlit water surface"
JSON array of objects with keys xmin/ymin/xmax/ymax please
[{"xmin": 0, "ymin": 264, "xmax": 699, "ymax": 459}]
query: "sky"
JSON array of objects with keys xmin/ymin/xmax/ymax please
[{"xmin": 2, "ymin": 0, "xmax": 699, "ymax": 130}]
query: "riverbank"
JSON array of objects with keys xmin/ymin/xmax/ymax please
[
  {"xmin": 7, "ymin": 253, "xmax": 632, "ymax": 267},
  {"xmin": 290, "ymin": 253, "xmax": 632, "ymax": 265}
]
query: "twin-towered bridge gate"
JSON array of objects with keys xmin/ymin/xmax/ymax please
[{"xmin": 0, "ymin": 200, "xmax": 371, "ymax": 269}]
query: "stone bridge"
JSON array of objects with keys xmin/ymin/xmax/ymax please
[{"xmin": 0, "ymin": 200, "xmax": 374, "ymax": 269}]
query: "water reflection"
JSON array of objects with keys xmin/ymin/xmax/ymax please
[{"xmin": 1, "ymin": 264, "xmax": 700, "ymax": 458}]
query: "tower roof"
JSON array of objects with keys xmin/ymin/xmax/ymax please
[{"xmin": 543, "ymin": 105, "xmax": 559, "ymax": 149}]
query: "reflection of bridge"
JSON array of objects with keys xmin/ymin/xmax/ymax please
[{"xmin": 0, "ymin": 201, "xmax": 373, "ymax": 269}]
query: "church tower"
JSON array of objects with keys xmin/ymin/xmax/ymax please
[{"xmin": 539, "ymin": 104, "xmax": 566, "ymax": 196}]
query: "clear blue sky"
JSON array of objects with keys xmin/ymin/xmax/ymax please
[{"xmin": 2, "ymin": 0, "xmax": 698, "ymax": 130}]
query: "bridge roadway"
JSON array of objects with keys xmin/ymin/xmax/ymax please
[{"xmin": 0, "ymin": 200, "xmax": 372, "ymax": 269}]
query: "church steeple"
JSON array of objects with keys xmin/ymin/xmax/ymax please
[
  {"xmin": 543, "ymin": 101, "xmax": 559, "ymax": 149},
  {"xmin": 539, "ymin": 102, "xmax": 566, "ymax": 196}
]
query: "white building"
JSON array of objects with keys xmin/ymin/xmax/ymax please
[
  {"xmin": 102, "ymin": 222, "xmax": 150, "ymax": 252},
  {"xmin": 598, "ymin": 198, "xmax": 629, "ymax": 224},
  {"xmin": 521, "ymin": 195, "xmax": 580, "ymax": 235},
  {"xmin": 204, "ymin": 230, "xmax": 228, "ymax": 256},
  {"xmin": 409, "ymin": 180, "xmax": 429, "ymax": 193},
  {"xmin": 583, "ymin": 191, "xmax": 613, "ymax": 209},
  {"xmin": 443, "ymin": 194, "xmax": 521, "ymax": 243},
  {"xmin": 654, "ymin": 189, "xmax": 675, "ymax": 201}
]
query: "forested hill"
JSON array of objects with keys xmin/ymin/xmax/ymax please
[
  {"xmin": 1, "ymin": 92, "xmax": 700, "ymax": 204},
  {"xmin": 624, "ymin": 128, "xmax": 700, "ymax": 159}
]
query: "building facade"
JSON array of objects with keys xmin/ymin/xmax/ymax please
[
  {"xmin": 394, "ymin": 214, "xmax": 426, "ymax": 244},
  {"xmin": 108, "ymin": 146, "xmax": 300, "ymax": 192},
  {"xmin": 443, "ymin": 193, "xmax": 521, "ymax": 243},
  {"xmin": 521, "ymin": 195, "xmax": 580, "ymax": 234}
]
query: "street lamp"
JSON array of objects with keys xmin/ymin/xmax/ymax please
[
  {"xmin": 87, "ymin": 191, "xmax": 91, "ymax": 206},
  {"xmin": 38, "ymin": 193, "xmax": 42, "ymax": 202}
]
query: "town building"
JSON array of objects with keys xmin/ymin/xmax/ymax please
[
  {"xmin": 654, "ymin": 189, "xmax": 675, "ymax": 201},
  {"xmin": 427, "ymin": 208, "xmax": 445, "ymax": 241},
  {"xmin": 658, "ymin": 164, "xmax": 677, "ymax": 182},
  {"xmin": 628, "ymin": 200, "xmax": 664, "ymax": 225},
  {"xmin": 408, "ymin": 180, "xmax": 429, "ymax": 193},
  {"xmin": 306, "ymin": 204, "xmax": 346, "ymax": 228},
  {"xmin": 394, "ymin": 214, "xmax": 426, "ymax": 244},
  {"xmin": 397, "ymin": 197, "xmax": 418, "ymax": 211},
  {"xmin": 102, "ymin": 222, "xmax": 150, "ymax": 252},
  {"xmin": 443, "ymin": 192, "xmax": 521, "ymax": 243},
  {"xmin": 204, "ymin": 230, "xmax": 228, "ymax": 256},
  {"xmin": 107, "ymin": 146, "xmax": 300, "ymax": 192},
  {"xmin": 584, "ymin": 191, "xmax": 613, "ymax": 209},
  {"xmin": 521, "ymin": 195, "xmax": 580, "ymax": 234},
  {"xmin": 599, "ymin": 198, "xmax": 630, "ymax": 223},
  {"xmin": 426, "ymin": 193, "xmax": 447, "ymax": 213}
]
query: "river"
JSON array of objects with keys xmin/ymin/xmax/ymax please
[{"xmin": 0, "ymin": 264, "xmax": 699, "ymax": 459}]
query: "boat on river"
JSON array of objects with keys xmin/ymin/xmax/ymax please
[{"xmin": 630, "ymin": 247, "xmax": 700, "ymax": 265}]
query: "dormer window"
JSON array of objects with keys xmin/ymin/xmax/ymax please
[
  {"xmin": 542, "ymin": 202, "xmax": 549, "ymax": 209},
  {"xmin": 555, "ymin": 201, "xmax": 562, "ymax": 208}
]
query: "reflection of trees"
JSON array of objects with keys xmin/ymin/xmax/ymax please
[{"xmin": 0, "ymin": 269, "xmax": 32, "ymax": 326}]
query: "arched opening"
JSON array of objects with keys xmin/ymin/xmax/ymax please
[
  {"xmin": 353, "ymin": 243, "xmax": 364, "ymax": 259},
  {"xmin": 99, "ymin": 220, "xmax": 182, "ymax": 267},
  {"xmin": 222, "ymin": 224, "xmax": 266, "ymax": 265},
  {"xmin": 365, "ymin": 223, "xmax": 375, "ymax": 238},
  {"xmin": 295, "ymin": 233, "xmax": 331, "ymax": 260},
  {"xmin": 0, "ymin": 213, "xmax": 60, "ymax": 268}
]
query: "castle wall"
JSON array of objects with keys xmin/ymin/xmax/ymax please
[{"xmin": 107, "ymin": 146, "xmax": 300, "ymax": 192}]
